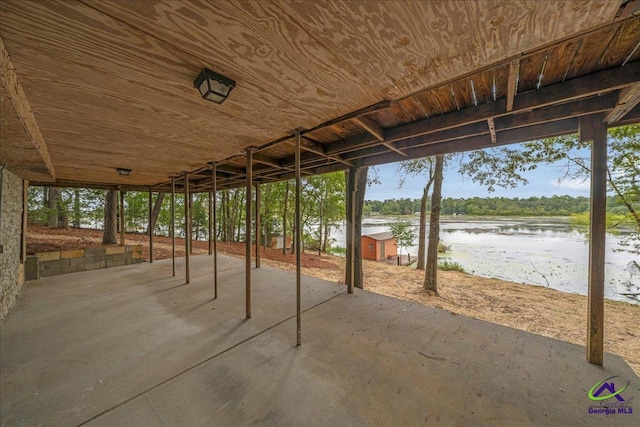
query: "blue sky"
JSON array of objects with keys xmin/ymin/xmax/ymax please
[{"xmin": 365, "ymin": 161, "xmax": 591, "ymax": 201}]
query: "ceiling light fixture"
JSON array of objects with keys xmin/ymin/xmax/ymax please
[
  {"xmin": 194, "ymin": 68, "xmax": 236, "ymax": 104},
  {"xmin": 116, "ymin": 168, "xmax": 132, "ymax": 176}
]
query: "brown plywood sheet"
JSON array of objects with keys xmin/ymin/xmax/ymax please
[{"xmin": 0, "ymin": 0, "xmax": 628, "ymax": 189}]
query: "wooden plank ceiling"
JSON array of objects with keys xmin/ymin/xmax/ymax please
[{"xmin": 1, "ymin": 0, "xmax": 639, "ymax": 192}]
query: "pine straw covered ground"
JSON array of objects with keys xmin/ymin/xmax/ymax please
[{"xmin": 27, "ymin": 225, "xmax": 640, "ymax": 375}]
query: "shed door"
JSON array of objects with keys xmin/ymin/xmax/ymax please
[{"xmin": 380, "ymin": 241, "xmax": 385, "ymax": 259}]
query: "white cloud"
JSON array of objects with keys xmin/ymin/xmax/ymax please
[{"xmin": 551, "ymin": 178, "xmax": 590, "ymax": 191}]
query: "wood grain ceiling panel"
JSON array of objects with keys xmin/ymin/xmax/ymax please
[
  {"xmin": 278, "ymin": 0, "xmax": 622, "ymax": 99},
  {"xmin": 536, "ymin": 38, "xmax": 583, "ymax": 87},
  {"xmin": 86, "ymin": 0, "xmax": 379, "ymax": 121},
  {"xmin": 517, "ymin": 50, "xmax": 547, "ymax": 93},
  {"xmin": 470, "ymin": 69, "xmax": 495, "ymax": 105},
  {"xmin": 564, "ymin": 25, "xmax": 621, "ymax": 80},
  {"xmin": 599, "ymin": 16, "xmax": 640, "ymax": 68},
  {"xmin": 1, "ymin": 0, "xmax": 632, "ymax": 191}
]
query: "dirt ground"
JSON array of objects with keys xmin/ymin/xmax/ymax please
[{"xmin": 27, "ymin": 225, "xmax": 640, "ymax": 375}]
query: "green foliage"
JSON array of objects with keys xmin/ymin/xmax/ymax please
[
  {"xmin": 327, "ymin": 246, "xmax": 346, "ymax": 256},
  {"xmin": 26, "ymin": 171, "xmax": 348, "ymax": 253},
  {"xmin": 389, "ymin": 219, "xmax": 416, "ymax": 255},
  {"xmin": 437, "ymin": 259, "xmax": 467, "ymax": 273},
  {"xmin": 569, "ymin": 211, "xmax": 633, "ymax": 231},
  {"xmin": 438, "ymin": 241, "xmax": 451, "ymax": 253},
  {"xmin": 365, "ymin": 195, "xmax": 592, "ymax": 217}
]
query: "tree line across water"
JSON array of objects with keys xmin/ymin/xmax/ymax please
[{"xmin": 364, "ymin": 195, "xmax": 625, "ymax": 217}]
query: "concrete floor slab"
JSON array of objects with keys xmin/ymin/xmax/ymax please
[{"xmin": 1, "ymin": 254, "xmax": 638, "ymax": 426}]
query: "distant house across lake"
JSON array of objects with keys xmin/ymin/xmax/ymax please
[{"xmin": 362, "ymin": 232, "xmax": 397, "ymax": 261}]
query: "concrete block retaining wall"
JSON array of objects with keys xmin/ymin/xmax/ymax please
[{"xmin": 26, "ymin": 245, "xmax": 143, "ymax": 280}]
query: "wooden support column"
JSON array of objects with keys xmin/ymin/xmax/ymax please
[
  {"xmin": 212, "ymin": 164, "xmax": 218, "ymax": 299},
  {"xmin": 184, "ymin": 172, "xmax": 190, "ymax": 284},
  {"xmin": 245, "ymin": 148, "xmax": 254, "ymax": 319},
  {"xmin": 255, "ymin": 183, "xmax": 261, "ymax": 268},
  {"xmin": 119, "ymin": 189, "xmax": 125, "ymax": 247},
  {"xmin": 581, "ymin": 114, "xmax": 607, "ymax": 366},
  {"xmin": 345, "ymin": 167, "xmax": 356, "ymax": 294},
  {"xmin": 171, "ymin": 177, "xmax": 175, "ymax": 277},
  {"xmin": 148, "ymin": 189, "xmax": 153, "ymax": 263},
  {"xmin": 295, "ymin": 129, "xmax": 302, "ymax": 346},
  {"xmin": 208, "ymin": 189, "xmax": 213, "ymax": 256}
]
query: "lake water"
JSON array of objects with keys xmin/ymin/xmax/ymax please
[{"xmin": 329, "ymin": 216, "xmax": 638, "ymax": 303}]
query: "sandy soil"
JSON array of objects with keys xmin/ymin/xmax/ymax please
[{"xmin": 27, "ymin": 225, "xmax": 640, "ymax": 375}]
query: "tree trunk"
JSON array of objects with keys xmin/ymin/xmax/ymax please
[
  {"xmin": 424, "ymin": 155, "xmax": 444, "ymax": 294},
  {"xmin": 148, "ymin": 192, "xmax": 164, "ymax": 234},
  {"xmin": 103, "ymin": 190, "xmax": 118, "ymax": 244},
  {"xmin": 323, "ymin": 224, "xmax": 330, "ymax": 253},
  {"xmin": 318, "ymin": 198, "xmax": 323, "ymax": 256},
  {"xmin": 230, "ymin": 190, "xmax": 237, "ymax": 242},
  {"xmin": 417, "ymin": 176, "xmax": 434, "ymax": 270},
  {"xmin": 47, "ymin": 187, "xmax": 60, "ymax": 228},
  {"xmin": 73, "ymin": 189, "xmax": 81, "ymax": 228},
  {"xmin": 221, "ymin": 190, "xmax": 228, "ymax": 242},
  {"xmin": 283, "ymin": 180, "xmax": 290, "ymax": 255}
]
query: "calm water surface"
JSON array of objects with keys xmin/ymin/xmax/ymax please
[{"xmin": 331, "ymin": 216, "xmax": 638, "ymax": 303}]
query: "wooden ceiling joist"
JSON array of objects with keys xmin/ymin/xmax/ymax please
[{"xmin": 323, "ymin": 60, "xmax": 640, "ymax": 159}]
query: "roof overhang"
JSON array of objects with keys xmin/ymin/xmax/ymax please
[{"xmin": 1, "ymin": 0, "xmax": 639, "ymax": 191}]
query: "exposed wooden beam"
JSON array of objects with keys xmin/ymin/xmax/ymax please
[
  {"xmin": 296, "ymin": 137, "xmax": 353, "ymax": 167},
  {"xmin": 605, "ymin": 83, "xmax": 640, "ymax": 123},
  {"xmin": 341, "ymin": 95, "xmax": 612, "ymax": 163},
  {"xmin": 216, "ymin": 164, "xmax": 245, "ymax": 176},
  {"xmin": 360, "ymin": 118, "xmax": 579, "ymax": 167},
  {"xmin": 253, "ymin": 152, "xmax": 287, "ymax": 170},
  {"xmin": 495, "ymin": 92, "xmax": 617, "ymax": 130},
  {"xmin": 383, "ymin": 142, "xmax": 407, "ymax": 157},
  {"xmin": 326, "ymin": 60, "xmax": 640, "ymax": 156},
  {"xmin": 506, "ymin": 58, "xmax": 519, "ymax": 112},
  {"xmin": 0, "ymin": 36, "xmax": 55, "ymax": 180},
  {"xmin": 353, "ymin": 115, "xmax": 408, "ymax": 156},
  {"xmin": 487, "ymin": 118, "xmax": 497, "ymax": 144},
  {"xmin": 352, "ymin": 116, "xmax": 385, "ymax": 141}
]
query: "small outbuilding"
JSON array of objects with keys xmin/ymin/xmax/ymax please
[
  {"xmin": 270, "ymin": 235, "xmax": 292, "ymax": 250},
  {"xmin": 362, "ymin": 232, "xmax": 397, "ymax": 261}
]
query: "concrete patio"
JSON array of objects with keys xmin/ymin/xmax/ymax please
[{"xmin": 1, "ymin": 254, "xmax": 638, "ymax": 426}]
